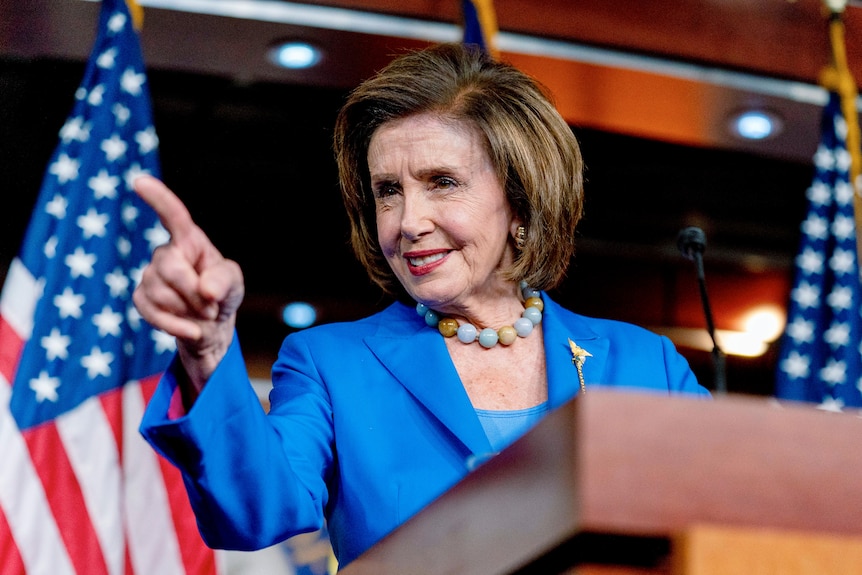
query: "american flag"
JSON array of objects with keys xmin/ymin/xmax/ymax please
[
  {"xmin": 461, "ymin": 0, "xmax": 498, "ymax": 58},
  {"xmin": 0, "ymin": 0, "xmax": 219, "ymax": 573},
  {"xmin": 775, "ymin": 91, "xmax": 862, "ymax": 410}
]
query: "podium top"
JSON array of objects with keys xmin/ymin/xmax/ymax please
[{"xmin": 342, "ymin": 390, "xmax": 862, "ymax": 574}]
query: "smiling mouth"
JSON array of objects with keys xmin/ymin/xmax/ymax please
[{"xmin": 407, "ymin": 252, "xmax": 447, "ymax": 267}]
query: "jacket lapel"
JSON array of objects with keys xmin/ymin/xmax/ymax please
[
  {"xmin": 364, "ymin": 309, "xmax": 492, "ymax": 456},
  {"xmin": 541, "ymin": 297, "xmax": 610, "ymax": 409}
]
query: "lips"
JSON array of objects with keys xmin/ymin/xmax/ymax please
[{"xmin": 404, "ymin": 250, "xmax": 449, "ymax": 275}]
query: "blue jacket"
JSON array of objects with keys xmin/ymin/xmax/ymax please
[{"xmin": 140, "ymin": 294, "xmax": 709, "ymax": 567}]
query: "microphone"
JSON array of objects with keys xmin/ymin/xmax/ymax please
[{"xmin": 677, "ymin": 226, "xmax": 727, "ymax": 394}]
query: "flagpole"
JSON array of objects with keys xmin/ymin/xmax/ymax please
[{"xmin": 820, "ymin": 0, "xmax": 862, "ymax": 260}]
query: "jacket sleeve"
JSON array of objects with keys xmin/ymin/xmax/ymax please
[
  {"xmin": 139, "ymin": 333, "xmax": 330, "ymax": 551},
  {"xmin": 659, "ymin": 334, "xmax": 712, "ymax": 397}
]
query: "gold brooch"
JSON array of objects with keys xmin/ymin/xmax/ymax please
[{"xmin": 569, "ymin": 339, "xmax": 591, "ymax": 394}]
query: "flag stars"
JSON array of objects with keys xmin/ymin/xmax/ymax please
[
  {"xmin": 817, "ymin": 396, "xmax": 845, "ymax": 412},
  {"xmin": 819, "ymin": 358, "xmax": 847, "ymax": 386},
  {"xmin": 49, "ymin": 153, "xmax": 80, "ymax": 184},
  {"xmin": 59, "ymin": 116, "xmax": 91, "ymax": 144},
  {"xmin": 41, "ymin": 328, "xmax": 71, "ymax": 361},
  {"xmin": 823, "ymin": 322, "xmax": 850, "ymax": 348},
  {"xmin": 81, "ymin": 347, "xmax": 114, "ymax": 379},
  {"xmin": 813, "ymin": 144, "xmax": 834, "ymax": 170},
  {"xmin": 121, "ymin": 67, "xmax": 145, "ymax": 97},
  {"xmin": 77, "ymin": 208, "xmax": 110, "ymax": 239},
  {"xmin": 89, "ymin": 169, "xmax": 120, "ymax": 199},
  {"xmin": 101, "ymin": 134, "xmax": 128, "ymax": 162},
  {"xmin": 88, "ymin": 84, "xmax": 106, "ymax": 106},
  {"xmin": 145, "ymin": 222, "xmax": 170, "ymax": 251},
  {"xmin": 152, "ymin": 329, "xmax": 177, "ymax": 354},
  {"xmin": 93, "ymin": 305, "xmax": 123, "ymax": 337},
  {"xmin": 54, "ymin": 287, "xmax": 85, "ymax": 319},
  {"xmin": 65, "ymin": 247, "xmax": 97, "ymax": 278},
  {"xmin": 29, "ymin": 371, "xmax": 61, "ymax": 403},
  {"xmin": 123, "ymin": 163, "xmax": 148, "ymax": 191},
  {"xmin": 792, "ymin": 282, "xmax": 820, "ymax": 308},
  {"xmin": 826, "ymin": 285, "xmax": 853, "ymax": 311},
  {"xmin": 796, "ymin": 248, "xmax": 824, "ymax": 275},
  {"xmin": 829, "ymin": 248, "xmax": 855, "ymax": 275},
  {"xmin": 105, "ymin": 268, "xmax": 130, "ymax": 297},
  {"xmin": 112, "ymin": 102, "xmax": 131, "ymax": 126},
  {"xmin": 806, "ymin": 182, "xmax": 831, "ymax": 206},
  {"xmin": 835, "ymin": 180, "xmax": 854, "ymax": 205},
  {"xmin": 44, "ymin": 236, "xmax": 58, "ymax": 259},
  {"xmin": 122, "ymin": 202, "xmax": 139, "ymax": 227},
  {"xmin": 107, "ymin": 11, "xmax": 127, "ymax": 33},
  {"xmin": 780, "ymin": 351, "xmax": 810, "ymax": 379},
  {"xmin": 831, "ymin": 214, "xmax": 855, "ymax": 240},
  {"xmin": 117, "ymin": 236, "xmax": 132, "ymax": 258},
  {"xmin": 801, "ymin": 214, "xmax": 828, "ymax": 240},
  {"xmin": 834, "ymin": 147, "xmax": 851, "ymax": 173},
  {"xmin": 96, "ymin": 46, "xmax": 118, "ymax": 70},
  {"xmin": 786, "ymin": 317, "xmax": 815, "ymax": 344},
  {"xmin": 135, "ymin": 126, "xmax": 159, "ymax": 154},
  {"xmin": 45, "ymin": 194, "xmax": 68, "ymax": 219}
]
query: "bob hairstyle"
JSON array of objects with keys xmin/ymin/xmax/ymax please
[{"xmin": 334, "ymin": 42, "xmax": 584, "ymax": 298}]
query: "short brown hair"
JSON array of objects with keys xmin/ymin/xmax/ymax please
[{"xmin": 334, "ymin": 42, "xmax": 584, "ymax": 298}]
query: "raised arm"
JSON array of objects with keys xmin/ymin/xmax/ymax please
[{"xmin": 132, "ymin": 175, "xmax": 245, "ymax": 398}]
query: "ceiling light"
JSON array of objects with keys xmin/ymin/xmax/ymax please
[
  {"xmin": 282, "ymin": 301, "xmax": 317, "ymax": 328},
  {"xmin": 730, "ymin": 109, "xmax": 783, "ymax": 140},
  {"xmin": 269, "ymin": 41, "xmax": 321, "ymax": 69}
]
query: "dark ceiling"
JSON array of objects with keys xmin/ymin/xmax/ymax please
[{"xmin": 2, "ymin": 0, "xmax": 860, "ymax": 395}]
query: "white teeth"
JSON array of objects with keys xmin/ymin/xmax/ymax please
[{"xmin": 408, "ymin": 253, "xmax": 445, "ymax": 266}]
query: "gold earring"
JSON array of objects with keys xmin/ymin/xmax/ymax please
[{"xmin": 515, "ymin": 225, "xmax": 526, "ymax": 250}]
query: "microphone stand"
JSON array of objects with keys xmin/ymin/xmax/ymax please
[{"xmin": 678, "ymin": 227, "xmax": 727, "ymax": 395}]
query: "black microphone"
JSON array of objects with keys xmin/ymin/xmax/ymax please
[{"xmin": 677, "ymin": 226, "xmax": 727, "ymax": 394}]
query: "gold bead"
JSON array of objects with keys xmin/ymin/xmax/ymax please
[
  {"xmin": 524, "ymin": 297, "xmax": 543, "ymax": 312},
  {"xmin": 497, "ymin": 325, "xmax": 518, "ymax": 345},
  {"xmin": 438, "ymin": 317, "xmax": 459, "ymax": 337}
]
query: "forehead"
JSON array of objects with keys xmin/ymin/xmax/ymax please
[{"xmin": 368, "ymin": 113, "xmax": 484, "ymax": 160}]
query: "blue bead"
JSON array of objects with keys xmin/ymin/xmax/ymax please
[
  {"xmin": 514, "ymin": 317, "xmax": 534, "ymax": 337},
  {"xmin": 478, "ymin": 328, "xmax": 499, "ymax": 348},
  {"xmin": 457, "ymin": 323, "xmax": 478, "ymax": 343},
  {"xmin": 424, "ymin": 309, "xmax": 439, "ymax": 327},
  {"xmin": 522, "ymin": 287, "xmax": 540, "ymax": 300},
  {"xmin": 523, "ymin": 306, "xmax": 542, "ymax": 325},
  {"xmin": 416, "ymin": 302, "xmax": 429, "ymax": 317}
]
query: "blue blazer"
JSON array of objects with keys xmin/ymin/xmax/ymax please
[{"xmin": 140, "ymin": 294, "xmax": 709, "ymax": 567}]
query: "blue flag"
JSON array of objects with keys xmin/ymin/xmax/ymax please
[
  {"xmin": 775, "ymin": 92, "xmax": 862, "ymax": 410},
  {"xmin": 0, "ymin": 0, "xmax": 218, "ymax": 572},
  {"xmin": 462, "ymin": 0, "xmax": 498, "ymax": 56}
]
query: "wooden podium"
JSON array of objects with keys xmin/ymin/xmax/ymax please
[{"xmin": 340, "ymin": 390, "xmax": 862, "ymax": 575}]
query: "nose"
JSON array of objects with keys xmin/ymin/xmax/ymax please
[{"xmin": 399, "ymin": 189, "xmax": 434, "ymax": 241}]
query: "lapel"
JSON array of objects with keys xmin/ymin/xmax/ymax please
[
  {"xmin": 363, "ymin": 306, "xmax": 493, "ymax": 456},
  {"xmin": 541, "ymin": 296, "xmax": 610, "ymax": 409}
]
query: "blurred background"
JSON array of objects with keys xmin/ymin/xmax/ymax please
[{"xmin": 2, "ymin": 0, "xmax": 861, "ymax": 398}]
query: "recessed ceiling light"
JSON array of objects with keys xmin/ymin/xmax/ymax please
[
  {"xmin": 268, "ymin": 41, "xmax": 321, "ymax": 69},
  {"xmin": 282, "ymin": 301, "xmax": 317, "ymax": 328},
  {"xmin": 729, "ymin": 109, "xmax": 783, "ymax": 140}
]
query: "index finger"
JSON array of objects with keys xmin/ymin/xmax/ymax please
[{"xmin": 134, "ymin": 175, "xmax": 196, "ymax": 241}]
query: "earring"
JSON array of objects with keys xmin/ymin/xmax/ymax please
[{"xmin": 515, "ymin": 225, "xmax": 526, "ymax": 250}]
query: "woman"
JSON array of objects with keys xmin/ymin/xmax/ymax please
[{"xmin": 135, "ymin": 43, "xmax": 709, "ymax": 568}]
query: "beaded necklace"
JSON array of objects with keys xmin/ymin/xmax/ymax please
[{"xmin": 416, "ymin": 281, "xmax": 543, "ymax": 349}]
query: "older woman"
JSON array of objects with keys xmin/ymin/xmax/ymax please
[{"xmin": 135, "ymin": 43, "xmax": 709, "ymax": 568}]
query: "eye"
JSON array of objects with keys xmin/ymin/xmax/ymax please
[
  {"xmin": 373, "ymin": 181, "xmax": 400, "ymax": 198},
  {"xmin": 434, "ymin": 176, "xmax": 457, "ymax": 190}
]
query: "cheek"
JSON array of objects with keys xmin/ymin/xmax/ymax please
[{"xmin": 375, "ymin": 211, "xmax": 399, "ymax": 256}]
